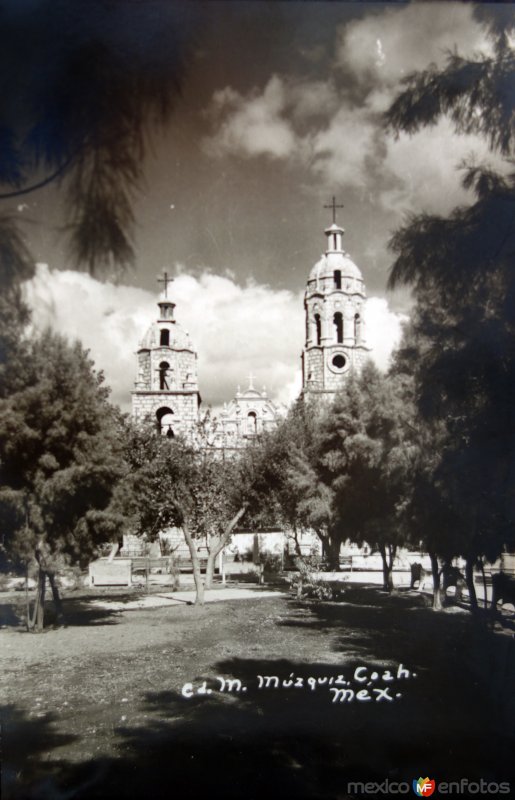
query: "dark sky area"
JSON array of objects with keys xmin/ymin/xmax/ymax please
[{"xmin": 8, "ymin": 1, "xmax": 511, "ymax": 407}]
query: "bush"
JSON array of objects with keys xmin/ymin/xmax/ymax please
[{"xmin": 287, "ymin": 555, "xmax": 345, "ymax": 602}]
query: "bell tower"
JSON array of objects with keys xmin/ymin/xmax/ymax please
[
  {"xmin": 132, "ymin": 272, "xmax": 200, "ymax": 439},
  {"xmin": 302, "ymin": 199, "xmax": 370, "ymax": 398}
]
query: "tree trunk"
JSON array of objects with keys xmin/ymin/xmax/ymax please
[
  {"xmin": 182, "ymin": 523, "xmax": 205, "ymax": 605},
  {"xmin": 182, "ymin": 505, "xmax": 248, "ymax": 606},
  {"xmin": 379, "ymin": 544, "xmax": 395, "ymax": 592},
  {"xmin": 291, "ymin": 526, "xmax": 303, "ymax": 557},
  {"xmin": 429, "ymin": 552, "xmax": 443, "ymax": 610},
  {"xmin": 204, "ymin": 551, "xmax": 216, "ymax": 590},
  {"xmin": 34, "ymin": 568, "xmax": 46, "ymax": 631},
  {"xmin": 465, "ymin": 556, "xmax": 478, "ymax": 614},
  {"xmin": 479, "ymin": 558, "xmax": 488, "ymax": 612},
  {"xmin": 47, "ymin": 571, "xmax": 65, "ymax": 624},
  {"xmin": 325, "ymin": 537, "xmax": 341, "ymax": 571}
]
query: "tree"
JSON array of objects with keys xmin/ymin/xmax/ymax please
[
  {"xmin": 0, "ymin": 331, "xmax": 126, "ymax": 629},
  {"xmin": 118, "ymin": 423, "xmax": 249, "ymax": 605},
  {"xmin": 384, "ymin": 17, "xmax": 515, "ymax": 610},
  {"xmin": 0, "ymin": 2, "xmax": 197, "ymax": 276},
  {"xmin": 242, "ymin": 398, "xmax": 325, "ymax": 557},
  {"xmin": 316, "ymin": 364, "xmax": 416, "ymax": 591}
]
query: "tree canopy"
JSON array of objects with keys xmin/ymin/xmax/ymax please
[
  {"xmin": 384, "ymin": 15, "xmax": 515, "ymax": 606},
  {"xmin": 0, "ymin": 1, "xmax": 197, "ymax": 276},
  {"xmin": 0, "ymin": 332, "xmax": 125, "ymax": 570}
]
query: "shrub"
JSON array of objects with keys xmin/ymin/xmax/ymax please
[{"xmin": 287, "ymin": 555, "xmax": 345, "ymax": 602}]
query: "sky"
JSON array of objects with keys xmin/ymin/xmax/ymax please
[{"xmin": 15, "ymin": 1, "xmax": 510, "ymax": 411}]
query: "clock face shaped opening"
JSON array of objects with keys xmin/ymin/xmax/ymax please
[{"xmin": 332, "ymin": 354, "xmax": 346, "ymax": 370}]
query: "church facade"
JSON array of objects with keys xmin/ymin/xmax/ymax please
[{"xmin": 131, "ymin": 207, "xmax": 370, "ymax": 442}]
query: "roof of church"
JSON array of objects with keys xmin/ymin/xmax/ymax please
[
  {"xmin": 309, "ymin": 251, "xmax": 363, "ymax": 282},
  {"xmin": 240, "ymin": 387, "xmax": 263, "ymax": 398},
  {"xmin": 138, "ymin": 319, "xmax": 193, "ymax": 351}
]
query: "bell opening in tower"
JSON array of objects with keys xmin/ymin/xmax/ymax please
[
  {"xmin": 156, "ymin": 406, "xmax": 174, "ymax": 436},
  {"xmin": 159, "ymin": 361, "xmax": 170, "ymax": 390},
  {"xmin": 334, "ymin": 312, "xmax": 343, "ymax": 344},
  {"xmin": 315, "ymin": 314, "xmax": 322, "ymax": 345}
]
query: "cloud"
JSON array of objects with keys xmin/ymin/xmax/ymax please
[
  {"xmin": 203, "ymin": 75, "xmax": 297, "ymax": 160},
  {"xmin": 23, "ymin": 264, "xmax": 155, "ymax": 411},
  {"xmin": 364, "ymin": 297, "xmax": 407, "ymax": 371},
  {"xmin": 309, "ymin": 105, "xmax": 384, "ymax": 191},
  {"xmin": 203, "ymin": 75, "xmax": 339, "ymax": 161},
  {"xmin": 335, "ymin": 3, "xmax": 490, "ymax": 90},
  {"xmin": 202, "ymin": 4, "xmax": 506, "ymax": 215},
  {"xmin": 22, "ymin": 264, "xmax": 405, "ymax": 414}
]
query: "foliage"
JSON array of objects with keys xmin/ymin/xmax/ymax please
[
  {"xmin": 118, "ymin": 421, "xmax": 247, "ymax": 543},
  {"xmin": 0, "ymin": 331, "xmax": 125, "ymax": 570},
  {"xmin": 316, "ymin": 364, "xmax": 417, "ymax": 588},
  {"xmin": 385, "ymin": 17, "xmax": 515, "ymax": 606},
  {"xmin": 0, "ymin": 2, "xmax": 197, "ymax": 275},
  {"xmin": 287, "ymin": 555, "xmax": 345, "ymax": 602},
  {"xmin": 385, "ymin": 26, "xmax": 515, "ymax": 156}
]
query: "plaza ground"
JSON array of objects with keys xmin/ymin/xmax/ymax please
[{"xmin": 1, "ymin": 582, "xmax": 515, "ymax": 800}]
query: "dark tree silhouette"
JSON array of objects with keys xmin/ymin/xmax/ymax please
[
  {"xmin": 0, "ymin": 1, "xmax": 197, "ymax": 275},
  {"xmin": 385, "ymin": 15, "xmax": 515, "ymax": 609}
]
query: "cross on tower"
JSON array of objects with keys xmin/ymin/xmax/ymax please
[
  {"xmin": 324, "ymin": 196, "xmax": 344, "ymax": 224},
  {"xmin": 248, "ymin": 372, "xmax": 255, "ymax": 390},
  {"xmin": 157, "ymin": 271, "xmax": 174, "ymax": 298}
]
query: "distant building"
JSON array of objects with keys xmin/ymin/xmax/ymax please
[
  {"xmin": 302, "ymin": 211, "xmax": 370, "ymax": 399},
  {"xmin": 131, "ymin": 278, "xmax": 281, "ymax": 448},
  {"xmin": 131, "ymin": 284, "xmax": 201, "ymax": 439},
  {"xmin": 132, "ymin": 202, "xmax": 371, "ymax": 441}
]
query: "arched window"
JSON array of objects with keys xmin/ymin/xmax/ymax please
[
  {"xmin": 159, "ymin": 361, "xmax": 170, "ymax": 390},
  {"xmin": 247, "ymin": 411, "xmax": 257, "ymax": 435},
  {"xmin": 334, "ymin": 312, "xmax": 343, "ymax": 344},
  {"xmin": 314, "ymin": 313, "xmax": 321, "ymax": 345},
  {"xmin": 156, "ymin": 407, "xmax": 174, "ymax": 436},
  {"xmin": 354, "ymin": 313, "xmax": 361, "ymax": 342},
  {"xmin": 160, "ymin": 329, "xmax": 170, "ymax": 347},
  {"xmin": 334, "ymin": 270, "xmax": 341, "ymax": 289}
]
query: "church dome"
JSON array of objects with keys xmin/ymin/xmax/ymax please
[
  {"xmin": 309, "ymin": 252, "xmax": 363, "ymax": 283},
  {"xmin": 138, "ymin": 320, "xmax": 193, "ymax": 351}
]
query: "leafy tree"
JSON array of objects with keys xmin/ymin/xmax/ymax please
[
  {"xmin": 0, "ymin": 2, "xmax": 196, "ymax": 275},
  {"xmin": 0, "ymin": 331, "xmax": 126, "ymax": 629},
  {"xmin": 241, "ymin": 398, "xmax": 324, "ymax": 557},
  {"xmin": 316, "ymin": 364, "xmax": 416, "ymax": 591},
  {"xmin": 384, "ymin": 15, "xmax": 515, "ymax": 609},
  {"xmin": 118, "ymin": 423, "xmax": 249, "ymax": 605}
]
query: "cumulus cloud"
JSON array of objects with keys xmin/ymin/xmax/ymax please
[
  {"xmin": 203, "ymin": 75, "xmax": 297, "ymax": 160},
  {"xmin": 22, "ymin": 264, "xmax": 305, "ymax": 411},
  {"xmin": 335, "ymin": 3, "xmax": 490, "ymax": 89},
  {"xmin": 22, "ymin": 264, "xmax": 405, "ymax": 413},
  {"xmin": 23, "ymin": 265, "xmax": 156, "ymax": 411},
  {"xmin": 364, "ymin": 297, "xmax": 407, "ymax": 371},
  {"xmin": 203, "ymin": 4, "xmax": 505, "ymax": 215}
]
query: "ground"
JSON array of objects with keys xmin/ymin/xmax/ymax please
[{"xmin": 1, "ymin": 584, "xmax": 515, "ymax": 800}]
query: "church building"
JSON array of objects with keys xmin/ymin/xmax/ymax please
[
  {"xmin": 302, "ymin": 200, "xmax": 370, "ymax": 399},
  {"xmin": 131, "ymin": 201, "xmax": 370, "ymax": 441}
]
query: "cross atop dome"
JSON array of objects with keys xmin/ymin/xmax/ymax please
[
  {"xmin": 324, "ymin": 196, "xmax": 344, "ymax": 225},
  {"xmin": 157, "ymin": 270, "xmax": 174, "ymax": 299}
]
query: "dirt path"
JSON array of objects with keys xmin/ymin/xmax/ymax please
[{"xmin": 2, "ymin": 587, "xmax": 515, "ymax": 800}]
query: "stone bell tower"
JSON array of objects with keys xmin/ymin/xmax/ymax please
[
  {"xmin": 131, "ymin": 272, "xmax": 200, "ymax": 438},
  {"xmin": 302, "ymin": 199, "xmax": 370, "ymax": 398}
]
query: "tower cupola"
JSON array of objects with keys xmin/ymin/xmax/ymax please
[
  {"xmin": 131, "ymin": 271, "xmax": 200, "ymax": 439},
  {"xmin": 302, "ymin": 199, "xmax": 371, "ymax": 398}
]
